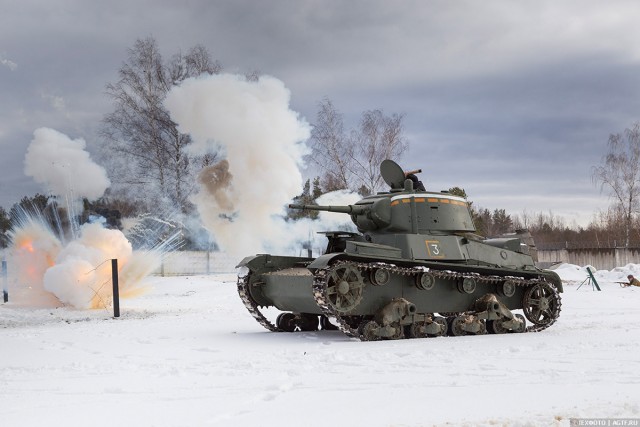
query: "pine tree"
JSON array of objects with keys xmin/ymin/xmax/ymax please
[
  {"xmin": 492, "ymin": 209, "xmax": 513, "ymax": 235},
  {"xmin": 288, "ymin": 179, "xmax": 319, "ymax": 220}
]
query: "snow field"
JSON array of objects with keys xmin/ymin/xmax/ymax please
[{"xmin": 1, "ymin": 266, "xmax": 640, "ymax": 426}]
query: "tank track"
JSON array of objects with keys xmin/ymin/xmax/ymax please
[
  {"xmin": 312, "ymin": 261, "xmax": 561, "ymax": 338},
  {"xmin": 238, "ymin": 260, "xmax": 562, "ymax": 339},
  {"xmin": 237, "ymin": 272, "xmax": 280, "ymax": 332}
]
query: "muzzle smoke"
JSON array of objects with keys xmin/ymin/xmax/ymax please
[{"xmin": 165, "ymin": 73, "xmax": 317, "ymax": 257}]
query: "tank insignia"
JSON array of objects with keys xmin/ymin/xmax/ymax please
[{"xmin": 425, "ymin": 240, "xmax": 445, "ymax": 258}]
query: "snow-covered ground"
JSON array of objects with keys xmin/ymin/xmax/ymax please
[{"xmin": 2, "ymin": 264, "xmax": 640, "ymax": 427}]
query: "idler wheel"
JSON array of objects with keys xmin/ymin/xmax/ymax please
[
  {"xmin": 522, "ymin": 282, "xmax": 560, "ymax": 326},
  {"xmin": 326, "ymin": 263, "xmax": 366, "ymax": 313}
]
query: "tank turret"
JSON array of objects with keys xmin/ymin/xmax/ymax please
[{"xmin": 289, "ymin": 189, "xmax": 475, "ymax": 234}]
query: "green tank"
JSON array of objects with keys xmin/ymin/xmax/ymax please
[{"xmin": 237, "ymin": 159, "xmax": 562, "ymax": 340}]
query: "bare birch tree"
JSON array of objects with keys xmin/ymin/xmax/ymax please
[
  {"xmin": 310, "ymin": 98, "xmax": 407, "ymax": 195},
  {"xmin": 592, "ymin": 122, "xmax": 640, "ymax": 247},
  {"xmin": 101, "ymin": 37, "xmax": 221, "ymax": 213},
  {"xmin": 350, "ymin": 109, "xmax": 407, "ymax": 194},
  {"xmin": 309, "ymin": 98, "xmax": 353, "ymax": 191}
]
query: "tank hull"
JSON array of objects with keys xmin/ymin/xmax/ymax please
[
  {"xmin": 237, "ymin": 250, "xmax": 562, "ymax": 340},
  {"xmin": 242, "ymin": 254, "xmax": 547, "ymax": 314}
]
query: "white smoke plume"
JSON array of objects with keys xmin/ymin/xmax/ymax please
[
  {"xmin": 164, "ymin": 73, "xmax": 315, "ymax": 257},
  {"xmin": 24, "ymin": 128, "xmax": 110, "ymax": 200}
]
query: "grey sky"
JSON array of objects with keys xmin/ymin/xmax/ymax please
[{"xmin": 2, "ymin": 0, "xmax": 640, "ymax": 226}]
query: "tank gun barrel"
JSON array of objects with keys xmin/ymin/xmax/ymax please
[{"xmin": 288, "ymin": 203, "xmax": 368, "ymax": 215}]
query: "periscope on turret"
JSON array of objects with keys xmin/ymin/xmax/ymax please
[{"xmin": 237, "ymin": 159, "xmax": 561, "ymax": 341}]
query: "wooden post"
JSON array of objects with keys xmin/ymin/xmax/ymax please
[
  {"xmin": 2, "ymin": 260, "xmax": 7, "ymax": 303},
  {"xmin": 111, "ymin": 259, "xmax": 120, "ymax": 317}
]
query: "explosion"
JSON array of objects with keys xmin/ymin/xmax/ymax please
[
  {"xmin": 8, "ymin": 214, "xmax": 161, "ymax": 309},
  {"xmin": 5, "ymin": 128, "xmax": 163, "ymax": 309}
]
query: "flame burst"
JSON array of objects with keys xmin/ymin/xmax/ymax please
[{"xmin": 8, "ymin": 218, "xmax": 161, "ymax": 309}]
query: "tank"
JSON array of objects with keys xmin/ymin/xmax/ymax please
[{"xmin": 236, "ymin": 159, "xmax": 562, "ymax": 340}]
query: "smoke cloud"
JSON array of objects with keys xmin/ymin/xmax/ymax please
[
  {"xmin": 24, "ymin": 127, "xmax": 110, "ymax": 200},
  {"xmin": 164, "ymin": 73, "xmax": 314, "ymax": 257}
]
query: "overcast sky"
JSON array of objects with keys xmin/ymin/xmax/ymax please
[{"xmin": 2, "ymin": 0, "xmax": 640, "ymax": 226}]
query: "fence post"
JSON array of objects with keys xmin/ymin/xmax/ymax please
[
  {"xmin": 2, "ymin": 260, "xmax": 7, "ymax": 303},
  {"xmin": 111, "ymin": 259, "xmax": 120, "ymax": 318}
]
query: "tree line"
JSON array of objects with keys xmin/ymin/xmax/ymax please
[{"xmin": 290, "ymin": 117, "xmax": 640, "ymax": 251}]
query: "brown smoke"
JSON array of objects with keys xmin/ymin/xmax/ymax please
[{"xmin": 197, "ymin": 159, "xmax": 235, "ymax": 212}]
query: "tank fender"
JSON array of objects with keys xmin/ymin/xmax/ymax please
[
  {"xmin": 236, "ymin": 254, "xmax": 270, "ymax": 271},
  {"xmin": 307, "ymin": 253, "xmax": 347, "ymax": 270},
  {"xmin": 236, "ymin": 254, "xmax": 311, "ymax": 274},
  {"xmin": 544, "ymin": 270, "xmax": 564, "ymax": 293},
  {"xmin": 236, "ymin": 255, "xmax": 257, "ymax": 269}
]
